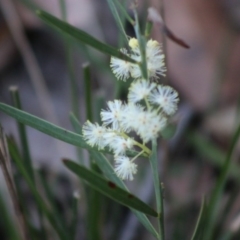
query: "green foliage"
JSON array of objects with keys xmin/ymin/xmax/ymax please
[
  {"xmin": 0, "ymin": 1, "xmax": 239, "ymax": 240},
  {"xmin": 64, "ymin": 160, "xmax": 158, "ymax": 217},
  {"xmin": 36, "ymin": 10, "xmax": 136, "ymax": 63}
]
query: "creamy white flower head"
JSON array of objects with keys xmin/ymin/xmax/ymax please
[
  {"xmin": 110, "ymin": 48, "xmax": 131, "ymax": 81},
  {"xmin": 114, "ymin": 156, "xmax": 137, "ymax": 181},
  {"xmin": 128, "ymin": 79, "xmax": 156, "ymax": 103},
  {"xmin": 120, "ymin": 103, "xmax": 145, "ymax": 132},
  {"xmin": 109, "ymin": 136, "xmax": 134, "ymax": 156},
  {"xmin": 149, "ymin": 85, "xmax": 179, "ymax": 115},
  {"xmin": 146, "ymin": 39, "xmax": 164, "ymax": 62},
  {"xmin": 101, "ymin": 100, "xmax": 125, "ymax": 130},
  {"xmin": 147, "ymin": 54, "xmax": 166, "ymax": 78},
  {"xmin": 102, "ymin": 130, "xmax": 119, "ymax": 146},
  {"xmin": 128, "ymin": 39, "xmax": 166, "ymax": 79},
  {"xmin": 134, "ymin": 110, "xmax": 167, "ymax": 143},
  {"xmin": 82, "ymin": 121, "xmax": 107, "ymax": 149},
  {"xmin": 129, "ymin": 38, "xmax": 139, "ymax": 52}
]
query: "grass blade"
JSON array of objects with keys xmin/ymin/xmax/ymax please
[
  {"xmin": 36, "ymin": 10, "xmax": 136, "ymax": 63},
  {"xmin": 113, "ymin": 0, "xmax": 134, "ymax": 25},
  {"xmin": 106, "ymin": 0, "xmax": 128, "ymax": 44},
  {"xmin": 188, "ymin": 131, "xmax": 240, "ymax": 180},
  {"xmin": 63, "ymin": 159, "xmax": 158, "ymax": 217},
  {"xmin": 9, "ymin": 87, "xmax": 47, "ymax": 239},
  {"xmin": 191, "ymin": 198, "xmax": 207, "ymax": 240},
  {"xmin": 8, "ymin": 139, "xmax": 69, "ymax": 240},
  {"xmin": 9, "ymin": 87, "xmax": 34, "ymax": 182},
  {"xmin": 0, "ymin": 194, "xmax": 21, "ymax": 240},
  {"xmin": 204, "ymin": 123, "xmax": 240, "ymax": 240}
]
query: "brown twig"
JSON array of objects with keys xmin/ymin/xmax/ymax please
[{"xmin": 147, "ymin": 7, "xmax": 190, "ymax": 49}]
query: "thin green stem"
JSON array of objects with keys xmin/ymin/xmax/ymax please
[
  {"xmin": 114, "ymin": 0, "xmax": 135, "ymax": 25},
  {"xmin": 149, "ymin": 140, "xmax": 164, "ymax": 240},
  {"xmin": 9, "ymin": 87, "xmax": 34, "ymax": 180},
  {"xmin": 58, "ymin": 0, "xmax": 80, "ymax": 120},
  {"xmin": 67, "ymin": 43, "xmax": 80, "ymax": 120},
  {"xmin": 0, "ymin": 130, "xmax": 30, "ymax": 240},
  {"xmin": 107, "ymin": 0, "xmax": 128, "ymax": 44},
  {"xmin": 144, "ymin": 97, "xmax": 151, "ymax": 110},
  {"xmin": 9, "ymin": 87, "xmax": 47, "ymax": 240},
  {"xmin": 120, "ymin": 132, "xmax": 151, "ymax": 155},
  {"xmin": 133, "ymin": 141, "xmax": 151, "ymax": 155},
  {"xmin": 133, "ymin": 9, "xmax": 148, "ymax": 80},
  {"xmin": 83, "ymin": 63, "xmax": 93, "ymax": 121},
  {"xmin": 82, "ymin": 63, "xmax": 102, "ymax": 240},
  {"xmin": 58, "ymin": 0, "xmax": 67, "ymax": 21},
  {"xmin": 131, "ymin": 150, "xmax": 144, "ymax": 162},
  {"xmin": 160, "ymin": 182, "xmax": 165, "ymax": 239},
  {"xmin": 144, "ymin": 21, "xmax": 153, "ymax": 38},
  {"xmin": 69, "ymin": 192, "xmax": 79, "ymax": 240},
  {"xmin": 204, "ymin": 122, "xmax": 240, "ymax": 240}
]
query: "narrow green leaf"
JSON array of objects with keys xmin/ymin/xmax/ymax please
[
  {"xmin": 9, "ymin": 88, "xmax": 47, "ymax": 239},
  {"xmin": 161, "ymin": 123, "xmax": 177, "ymax": 139},
  {"xmin": 0, "ymin": 194, "xmax": 20, "ymax": 240},
  {"xmin": 91, "ymin": 152, "xmax": 159, "ymax": 238},
  {"xmin": 149, "ymin": 140, "xmax": 164, "ymax": 239},
  {"xmin": 37, "ymin": 169, "xmax": 66, "ymax": 229},
  {"xmin": 0, "ymin": 103, "xmax": 141, "ymax": 159},
  {"xmin": 69, "ymin": 112, "xmax": 82, "ymax": 134},
  {"xmin": 0, "ymin": 103, "xmax": 89, "ymax": 148},
  {"xmin": 112, "ymin": 0, "xmax": 134, "ymax": 25},
  {"xmin": 9, "ymin": 87, "xmax": 34, "ymax": 182},
  {"xmin": 187, "ymin": 132, "xmax": 240, "ymax": 181},
  {"xmin": 191, "ymin": 198, "xmax": 207, "ymax": 240},
  {"xmin": 133, "ymin": 10, "xmax": 148, "ymax": 79},
  {"xmin": 8, "ymin": 140, "xmax": 69, "ymax": 240},
  {"xmin": 106, "ymin": 0, "xmax": 128, "ymax": 44},
  {"xmin": 36, "ymin": 10, "xmax": 136, "ymax": 63},
  {"xmin": 204, "ymin": 123, "xmax": 240, "ymax": 240},
  {"xmin": 63, "ymin": 160, "xmax": 158, "ymax": 217},
  {"xmin": 69, "ymin": 112, "xmax": 83, "ymax": 162},
  {"xmin": 69, "ymin": 194, "xmax": 79, "ymax": 240},
  {"xmin": 83, "ymin": 63, "xmax": 93, "ymax": 121}
]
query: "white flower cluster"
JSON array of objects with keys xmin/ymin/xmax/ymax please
[
  {"xmin": 110, "ymin": 38, "xmax": 166, "ymax": 81},
  {"xmin": 83, "ymin": 38, "xmax": 179, "ymax": 181}
]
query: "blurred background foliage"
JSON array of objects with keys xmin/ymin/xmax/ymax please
[{"xmin": 0, "ymin": 0, "xmax": 240, "ymax": 239}]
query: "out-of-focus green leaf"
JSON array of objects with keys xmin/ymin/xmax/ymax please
[
  {"xmin": 91, "ymin": 152, "xmax": 159, "ymax": 238},
  {"xmin": 0, "ymin": 194, "xmax": 20, "ymax": 240},
  {"xmin": 8, "ymin": 140, "xmax": 69, "ymax": 240},
  {"xmin": 204, "ymin": 123, "xmax": 240, "ymax": 240},
  {"xmin": 161, "ymin": 124, "xmax": 177, "ymax": 139},
  {"xmin": 112, "ymin": 0, "xmax": 134, "ymax": 25},
  {"xmin": 10, "ymin": 87, "xmax": 34, "ymax": 181},
  {"xmin": 191, "ymin": 198, "xmax": 207, "ymax": 240},
  {"xmin": 63, "ymin": 159, "xmax": 158, "ymax": 217},
  {"xmin": 106, "ymin": 0, "xmax": 128, "ymax": 44},
  {"xmin": 149, "ymin": 140, "xmax": 164, "ymax": 239},
  {"xmin": 36, "ymin": 10, "xmax": 136, "ymax": 63},
  {"xmin": 188, "ymin": 132, "xmax": 240, "ymax": 181},
  {"xmin": 133, "ymin": 10, "xmax": 148, "ymax": 79}
]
